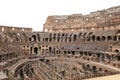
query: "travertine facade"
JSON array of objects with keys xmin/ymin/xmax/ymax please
[
  {"xmin": 43, "ymin": 6, "xmax": 120, "ymax": 32},
  {"xmin": 0, "ymin": 6, "xmax": 120, "ymax": 80}
]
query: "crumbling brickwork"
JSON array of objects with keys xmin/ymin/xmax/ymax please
[{"xmin": 0, "ymin": 5, "xmax": 120, "ymax": 80}]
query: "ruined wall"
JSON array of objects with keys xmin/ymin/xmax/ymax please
[
  {"xmin": 43, "ymin": 6, "xmax": 120, "ymax": 32},
  {"xmin": 0, "ymin": 25, "xmax": 32, "ymax": 32}
]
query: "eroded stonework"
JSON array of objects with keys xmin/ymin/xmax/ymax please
[
  {"xmin": 0, "ymin": 6, "xmax": 120, "ymax": 80},
  {"xmin": 43, "ymin": 5, "xmax": 120, "ymax": 32}
]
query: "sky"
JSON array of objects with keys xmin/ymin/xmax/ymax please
[{"xmin": 0, "ymin": 0, "xmax": 120, "ymax": 31}]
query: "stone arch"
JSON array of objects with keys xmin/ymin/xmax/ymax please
[
  {"xmin": 106, "ymin": 54, "xmax": 111, "ymax": 60},
  {"xmin": 101, "ymin": 36, "xmax": 106, "ymax": 41},
  {"xmin": 99, "ymin": 68, "xmax": 102, "ymax": 71},
  {"xmin": 73, "ymin": 34, "xmax": 77, "ymax": 41},
  {"xmin": 29, "ymin": 37, "xmax": 32, "ymax": 41},
  {"xmin": 56, "ymin": 33, "xmax": 60, "ymax": 42},
  {"xmin": 86, "ymin": 64, "xmax": 91, "ymax": 70},
  {"xmin": 46, "ymin": 59, "xmax": 50, "ymax": 64},
  {"xmin": 62, "ymin": 33, "xmax": 65, "ymax": 36},
  {"xmin": 53, "ymin": 33, "xmax": 56, "ymax": 40},
  {"xmin": 91, "ymin": 35, "xmax": 96, "ymax": 41},
  {"xmin": 78, "ymin": 33, "xmax": 82, "ymax": 38},
  {"xmin": 104, "ymin": 70, "xmax": 108, "ymax": 73},
  {"xmin": 32, "ymin": 35, "xmax": 37, "ymax": 42},
  {"xmin": 92, "ymin": 66, "xmax": 97, "ymax": 72},
  {"xmin": 80, "ymin": 52, "xmax": 83, "ymax": 56},
  {"xmin": 45, "ymin": 38, "xmax": 48, "ymax": 42},
  {"xmin": 107, "ymin": 36, "xmax": 112, "ymax": 41},
  {"xmin": 72, "ymin": 51, "xmax": 75, "ymax": 55},
  {"xmin": 114, "ymin": 49, "xmax": 119, "ymax": 53},
  {"xmin": 89, "ymin": 32, "xmax": 93, "ymax": 35},
  {"xmin": 113, "ymin": 35, "xmax": 117, "ymax": 41},
  {"xmin": 61, "ymin": 33, "xmax": 65, "ymax": 42},
  {"xmin": 34, "ymin": 47, "xmax": 38, "ymax": 54},
  {"xmin": 86, "ymin": 36, "xmax": 90, "ymax": 41},
  {"xmin": 49, "ymin": 47, "xmax": 52, "ymax": 53},
  {"xmin": 96, "ymin": 36, "xmax": 100, "ymax": 41}
]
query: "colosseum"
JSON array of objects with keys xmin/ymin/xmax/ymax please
[{"xmin": 0, "ymin": 5, "xmax": 120, "ymax": 80}]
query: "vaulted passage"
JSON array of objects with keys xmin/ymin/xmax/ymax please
[{"xmin": 34, "ymin": 47, "xmax": 38, "ymax": 54}]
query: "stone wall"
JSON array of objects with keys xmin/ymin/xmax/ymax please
[
  {"xmin": 43, "ymin": 6, "xmax": 120, "ymax": 32},
  {"xmin": 0, "ymin": 25, "xmax": 32, "ymax": 32}
]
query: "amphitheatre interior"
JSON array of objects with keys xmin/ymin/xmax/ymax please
[{"xmin": 1, "ymin": 5, "xmax": 120, "ymax": 80}]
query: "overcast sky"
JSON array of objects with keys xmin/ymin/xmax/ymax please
[{"xmin": 0, "ymin": 0, "xmax": 120, "ymax": 31}]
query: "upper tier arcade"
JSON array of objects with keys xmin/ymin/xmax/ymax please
[
  {"xmin": 43, "ymin": 5, "xmax": 120, "ymax": 32},
  {"xmin": 0, "ymin": 25, "xmax": 32, "ymax": 32}
]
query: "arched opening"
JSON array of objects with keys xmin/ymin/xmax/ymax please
[
  {"xmin": 61, "ymin": 33, "xmax": 65, "ymax": 42},
  {"xmin": 72, "ymin": 51, "xmax": 75, "ymax": 55},
  {"xmin": 79, "ymin": 33, "xmax": 82, "ymax": 38},
  {"xmin": 92, "ymin": 66, "xmax": 97, "ymax": 72},
  {"xmin": 69, "ymin": 37, "xmax": 71, "ymax": 42},
  {"xmin": 73, "ymin": 34, "xmax": 77, "ymax": 41},
  {"xmin": 91, "ymin": 35, "xmax": 95, "ymax": 41},
  {"xmin": 113, "ymin": 36, "xmax": 117, "ymax": 41},
  {"xmin": 45, "ymin": 38, "xmax": 48, "ymax": 42},
  {"xmin": 80, "ymin": 52, "xmax": 83, "ymax": 56},
  {"xmin": 107, "ymin": 36, "xmax": 112, "ymax": 41},
  {"xmin": 87, "ymin": 65, "xmax": 90, "ymax": 70},
  {"xmin": 32, "ymin": 35, "xmax": 37, "ymax": 42},
  {"xmin": 29, "ymin": 37, "xmax": 32, "ymax": 41},
  {"xmin": 34, "ymin": 47, "xmax": 38, "ymax": 54},
  {"xmin": 96, "ymin": 36, "xmax": 100, "ymax": 41},
  {"xmin": 49, "ymin": 47, "xmax": 52, "ymax": 53},
  {"xmin": 114, "ymin": 49, "xmax": 119, "ymax": 53},
  {"xmin": 46, "ymin": 60, "xmax": 50, "ymax": 64},
  {"xmin": 86, "ymin": 36, "xmax": 90, "ymax": 41},
  {"xmin": 53, "ymin": 33, "xmax": 56, "ymax": 40},
  {"xmin": 106, "ymin": 54, "xmax": 111, "ymax": 60},
  {"xmin": 57, "ymin": 37, "xmax": 60, "ymax": 42},
  {"xmin": 62, "ymin": 33, "xmax": 65, "ymax": 36},
  {"xmin": 101, "ymin": 36, "xmax": 106, "ymax": 41}
]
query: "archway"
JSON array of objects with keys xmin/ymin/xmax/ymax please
[
  {"xmin": 113, "ymin": 36, "xmax": 117, "ymax": 41},
  {"xmin": 73, "ymin": 34, "xmax": 77, "ymax": 41},
  {"xmin": 32, "ymin": 35, "xmax": 37, "ymax": 42},
  {"xmin": 86, "ymin": 64, "xmax": 90, "ymax": 70},
  {"xmin": 101, "ymin": 36, "xmax": 106, "ymax": 41},
  {"xmin": 34, "ymin": 47, "xmax": 38, "ymax": 54},
  {"xmin": 92, "ymin": 66, "xmax": 97, "ymax": 72},
  {"xmin": 107, "ymin": 36, "xmax": 112, "ymax": 41},
  {"xmin": 91, "ymin": 35, "xmax": 95, "ymax": 41},
  {"xmin": 96, "ymin": 36, "xmax": 100, "ymax": 41},
  {"xmin": 114, "ymin": 49, "xmax": 119, "ymax": 53},
  {"xmin": 49, "ymin": 47, "xmax": 52, "ymax": 53}
]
